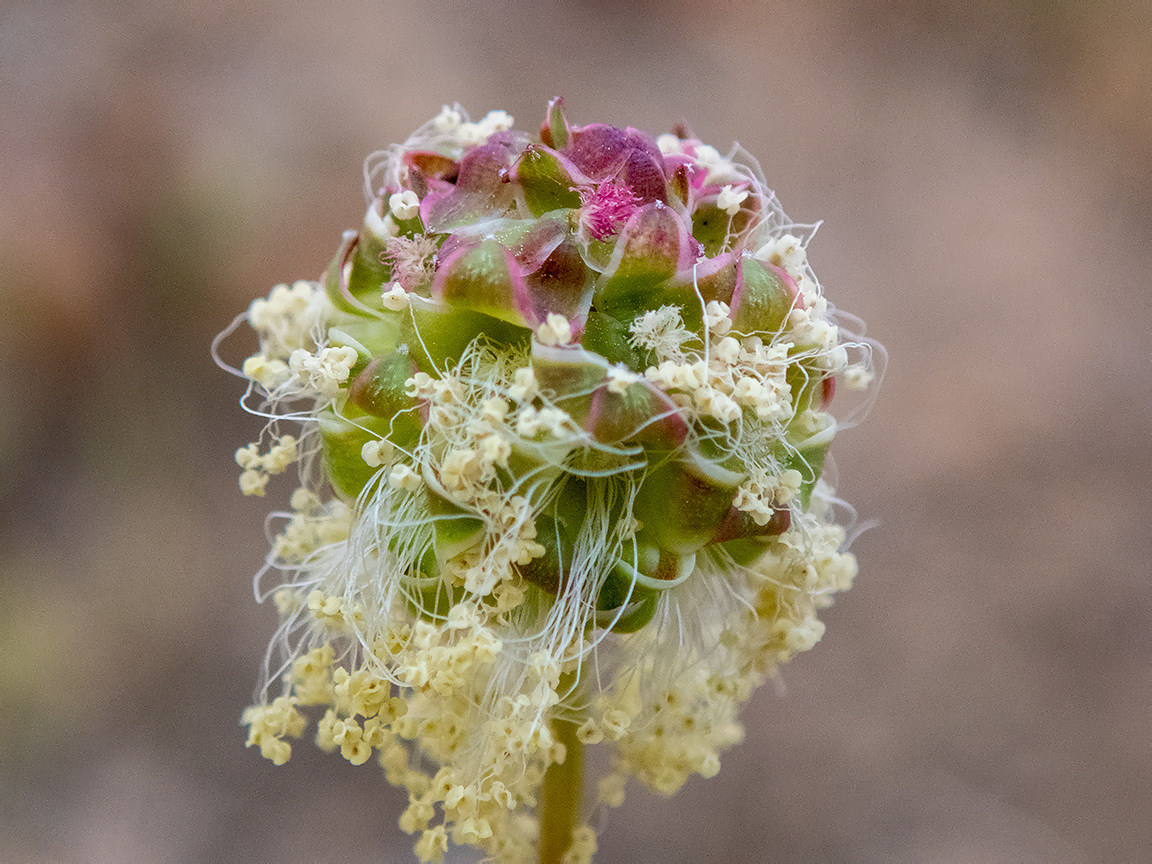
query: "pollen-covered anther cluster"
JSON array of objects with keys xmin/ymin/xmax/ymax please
[
  {"xmin": 641, "ymin": 303, "xmax": 794, "ymax": 426},
  {"xmin": 271, "ymin": 488, "xmax": 352, "ymax": 561},
  {"xmin": 289, "ymin": 345, "xmax": 358, "ymax": 396},
  {"xmin": 234, "ymin": 435, "xmax": 297, "ymax": 497},
  {"xmin": 218, "ymin": 98, "xmax": 881, "ymax": 863},
  {"xmin": 241, "ymin": 281, "xmax": 326, "ymax": 390}
]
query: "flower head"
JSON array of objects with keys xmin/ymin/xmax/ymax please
[{"xmin": 216, "ymin": 98, "xmax": 882, "ymax": 863}]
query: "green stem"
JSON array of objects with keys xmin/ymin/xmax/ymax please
[{"xmin": 539, "ymin": 714, "xmax": 584, "ymax": 864}]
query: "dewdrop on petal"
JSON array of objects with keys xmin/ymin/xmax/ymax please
[{"xmin": 215, "ymin": 97, "xmax": 883, "ymax": 863}]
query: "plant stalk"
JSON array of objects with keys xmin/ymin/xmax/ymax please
[{"xmin": 538, "ymin": 714, "xmax": 584, "ymax": 864}]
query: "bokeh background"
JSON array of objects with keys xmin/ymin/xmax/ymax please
[{"xmin": 2, "ymin": 1, "xmax": 1149, "ymax": 861}]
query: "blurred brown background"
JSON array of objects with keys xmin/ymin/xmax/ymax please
[{"xmin": 2, "ymin": 1, "xmax": 1149, "ymax": 861}]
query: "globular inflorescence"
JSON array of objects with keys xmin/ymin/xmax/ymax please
[{"xmin": 217, "ymin": 99, "xmax": 882, "ymax": 863}]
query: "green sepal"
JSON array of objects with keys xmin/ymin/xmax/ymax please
[
  {"xmin": 346, "ymin": 203, "xmax": 394, "ymax": 308},
  {"xmin": 653, "ymin": 253, "xmax": 741, "ymax": 334},
  {"xmin": 516, "ymin": 479, "xmax": 587, "ymax": 595},
  {"xmin": 694, "ymin": 426, "xmax": 748, "ymax": 475},
  {"xmin": 786, "ymin": 361, "xmax": 816, "ymax": 415},
  {"xmin": 692, "ymin": 195, "xmax": 758, "ymax": 257},
  {"xmin": 617, "ymin": 546, "xmax": 695, "ymax": 589},
  {"xmin": 782, "ymin": 445, "xmax": 826, "ymax": 510},
  {"xmin": 346, "ymin": 353, "xmax": 423, "ymax": 448},
  {"xmin": 433, "ymin": 239, "xmax": 531, "ymax": 327},
  {"xmin": 578, "ymin": 236, "xmax": 617, "ymax": 273},
  {"xmin": 424, "ymin": 144, "xmax": 515, "ymax": 232},
  {"xmin": 580, "ymin": 310, "xmax": 640, "ymax": 369},
  {"xmin": 402, "ymin": 305, "xmax": 530, "ymax": 374},
  {"xmin": 712, "ymin": 538, "xmax": 770, "ymax": 567},
  {"xmin": 668, "ymin": 163, "xmax": 691, "ymax": 207},
  {"xmin": 731, "ymin": 258, "xmax": 791, "ymax": 336},
  {"xmin": 497, "ymin": 209, "xmax": 570, "ymax": 268},
  {"xmin": 593, "ymin": 575, "xmax": 658, "ymax": 633},
  {"xmin": 326, "ymin": 327, "xmax": 373, "ymax": 381},
  {"xmin": 596, "ymin": 564, "xmax": 654, "ymax": 611},
  {"xmin": 327, "ymin": 315, "xmax": 404, "ymax": 358},
  {"xmin": 586, "ymin": 380, "xmax": 688, "ymax": 450},
  {"xmin": 780, "ymin": 438, "xmax": 832, "ymax": 511},
  {"xmin": 503, "ymin": 439, "xmax": 574, "ymax": 491},
  {"xmin": 422, "ymin": 468, "xmax": 486, "ymax": 562},
  {"xmin": 690, "ymin": 203, "xmax": 730, "ymax": 258},
  {"xmin": 779, "ymin": 411, "xmax": 835, "ymax": 509},
  {"xmin": 318, "ymin": 407, "xmax": 391, "ymax": 500},
  {"xmin": 595, "ymin": 203, "xmax": 690, "ymax": 318},
  {"xmin": 541, "ymin": 96, "xmax": 570, "ymax": 150},
  {"xmin": 593, "ymin": 547, "xmax": 690, "ymax": 631},
  {"xmin": 407, "ymin": 580, "xmax": 462, "ymax": 622},
  {"xmin": 551, "ymin": 475, "xmax": 592, "ymax": 531},
  {"xmin": 403, "ymin": 547, "xmax": 462, "ymax": 621},
  {"xmin": 391, "ymin": 213, "xmax": 425, "ymax": 239},
  {"xmin": 525, "ymin": 235, "xmax": 595, "ymax": 324},
  {"xmin": 516, "ymin": 145, "xmax": 583, "ymax": 217},
  {"xmin": 530, "ymin": 342, "xmax": 608, "ymax": 425},
  {"xmin": 517, "ymin": 515, "xmax": 570, "ymax": 595},
  {"xmin": 634, "ymin": 444, "xmax": 746, "ymax": 553},
  {"xmin": 323, "ymin": 231, "xmax": 361, "ymax": 316}
]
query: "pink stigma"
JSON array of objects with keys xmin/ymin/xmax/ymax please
[{"xmin": 578, "ymin": 181, "xmax": 641, "ymax": 240}]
